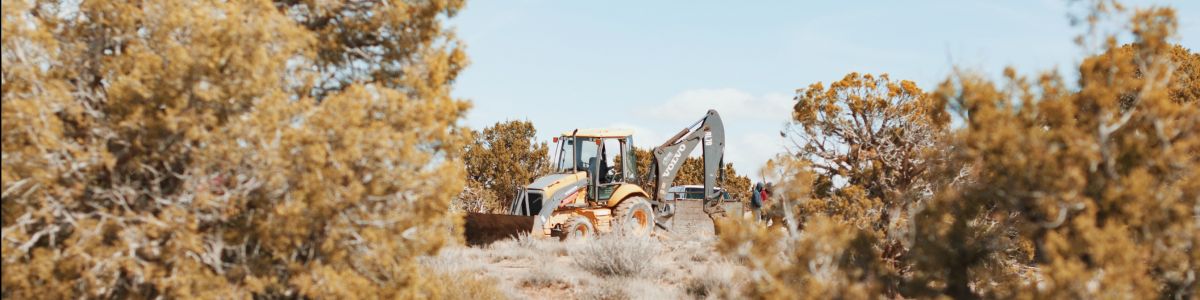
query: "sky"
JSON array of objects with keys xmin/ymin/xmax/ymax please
[{"xmin": 448, "ymin": 1, "xmax": 1199, "ymax": 178}]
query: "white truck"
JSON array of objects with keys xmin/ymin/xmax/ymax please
[{"xmin": 664, "ymin": 185, "xmax": 729, "ymax": 202}]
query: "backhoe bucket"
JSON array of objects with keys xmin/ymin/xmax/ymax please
[{"xmin": 463, "ymin": 213, "xmax": 536, "ymax": 246}]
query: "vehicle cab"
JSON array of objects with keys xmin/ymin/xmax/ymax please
[{"xmin": 551, "ymin": 129, "xmax": 639, "ymax": 206}]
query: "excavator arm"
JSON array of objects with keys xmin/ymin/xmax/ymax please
[{"xmin": 648, "ymin": 109, "xmax": 726, "ymax": 227}]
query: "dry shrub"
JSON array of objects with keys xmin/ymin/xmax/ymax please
[
  {"xmin": 486, "ymin": 233, "xmax": 571, "ymax": 262},
  {"xmin": 917, "ymin": 4, "xmax": 1199, "ymax": 297},
  {"xmin": 578, "ymin": 282, "xmax": 630, "ymax": 300},
  {"xmin": 579, "ymin": 277, "xmax": 677, "ymax": 300},
  {"xmin": 777, "ymin": 70, "xmax": 947, "ymax": 293},
  {"xmin": 656, "ymin": 233, "xmax": 745, "ymax": 299},
  {"xmin": 717, "ymin": 166, "xmax": 894, "ymax": 299},
  {"xmin": 572, "ymin": 232, "xmax": 662, "ymax": 278},
  {"xmin": 2, "ymin": 0, "xmax": 473, "ymax": 298},
  {"xmin": 417, "ymin": 248, "xmax": 511, "ymax": 298},
  {"xmin": 721, "ymin": 1, "xmax": 1198, "ymax": 299},
  {"xmin": 417, "ymin": 268, "xmax": 511, "ymax": 299},
  {"xmin": 684, "ymin": 261, "xmax": 744, "ymax": 299},
  {"xmin": 452, "ymin": 179, "xmax": 501, "ymax": 214},
  {"xmin": 420, "ymin": 247, "xmax": 488, "ymax": 275},
  {"xmin": 664, "ymin": 235, "xmax": 719, "ymax": 264},
  {"xmin": 711, "ymin": 2, "xmax": 1200, "ymax": 298},
  {"xmin": 517, "ymin": 232, "xmax": 574, "ymax": 256},
  {"xmin": 787, "ymin": 72, "xmax": 942, "ymax": 203},
  {"xmin": 519, "ymin": 260, "xmax": 583, "ymax": 288}
]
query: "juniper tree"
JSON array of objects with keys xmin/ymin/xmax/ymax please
[{"xmin": 2, "ymin": 0, "xmax": 492, "ymax": 298}]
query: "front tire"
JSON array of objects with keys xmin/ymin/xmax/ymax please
[
  {"xmin": 561, "ymin": 216, "xmax": 594, "ymax": 240},
  {"xmin": 614, "ymin": 196, "xmax": 655, "ymax": 235}
]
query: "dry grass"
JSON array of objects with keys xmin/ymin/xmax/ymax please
[
  {"xmin": 579, "ymin": 277, "xmax": 679, "ymax": 300},
  {"xmin": 418, "ymin": 247, "xmax": 517, "ymax": 299},
  {"xmin": 659, "ymin": 233, "xmax": 747, "ymax": 299},
  {"xmin": 419, "ymin": 269, "xmax": 514, "ymax": 299},
  {"xmin": 419, "ymin": 228, "xmax": 750, "ymax": 299},
  {"xmin": 684, "ymin": 261, "xmax": 745, "ymax": 299},
  {"xmin": 519, "ymin": 260, "xmax": 586, "ymax": 288},
  {"xmin": 420, "ymin": 247, "xmax": 487, "ymax": 274},
  {"xmin": 571, "ymin": 232, "xmax": 662, "ymax": 278},
  {"xmin": 486, "ymin": 233, "xmax": 572, "ymax": 262}
]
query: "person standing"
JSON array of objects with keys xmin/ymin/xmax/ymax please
[
  {"xmin": 761, "ymin": 182, "xmax": 771, "ymax": 207},
  {"xmin": 761, "ymin": 182, "xmax": 784, "ymax": 228},
  {"xmin": 750, "ymin": 182, "xmax": 764, "ymax": 221}
]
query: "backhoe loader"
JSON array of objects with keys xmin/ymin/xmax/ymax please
[{"xmin": 464, "ymin": 110, "xmax": 727, "ymax": 245}]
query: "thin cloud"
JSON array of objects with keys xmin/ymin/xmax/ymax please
[
  {"xmin": 636, "ymin": 88, "xmax": 793, "ymax": 124},
  {"xmin": 632, "ymin": 88, "xmax": 795, "ymax": 178}
]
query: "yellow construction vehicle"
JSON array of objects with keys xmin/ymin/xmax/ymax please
[{"xmin": 464, "ymin": 110, "xmax": 727, "ymax": 245}]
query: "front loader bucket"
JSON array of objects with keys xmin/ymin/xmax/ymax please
[{"xmin": 463, "ymin": 213, "xmax": 536, "ymax": 246}]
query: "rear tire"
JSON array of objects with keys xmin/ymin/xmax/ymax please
[
  {"xmin": 614, "ymin": 196, "xmax": 655, "ymax": 235},
  {"xmin": 561, "ymin": 216, "xmax": 594, "ymax": 240}
]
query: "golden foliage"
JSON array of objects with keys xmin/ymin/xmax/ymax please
[
  {"xmin": 280, "ymin": 0, "xmax": 469, "ymax": 97},
  {"xmin": 788, "ymin": 72, "xmax": 941, "ymax": 203},
  {"xmin": 717, "ymin": 216, "xmax": 887, "ymax": 300},
  {"xmin": 716, "ymin": 157, "xmax": 893, "ymax": 299},
  {"xmin": 775, "ymin": 72, "xmax": 944, "ymax": 293},
  {"xmin": 2, "ymin": 0, "xmax": 480, "ymax": 298},
  {"xmin": 459, "ymin": 120, "xmax": 551, "ymax": 212},
  {"xmin": 920, "ymin": 5, "xmax": 1198, "ymax": 297},
  {"xmin": 724, "ymin": 2, "xmax": 1197, "ymax": 299}
]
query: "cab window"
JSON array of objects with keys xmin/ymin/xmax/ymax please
[
  {"xmin": 556, "ymin": 137, "xmax": 599, "ymax": 173},
  {"xmin": 575, "ymin": 138, "xmax": 599, "ymax": 172},
  {"xmin": 555, "ymin": 138, "xmax": 576, "ymax": 172}
]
